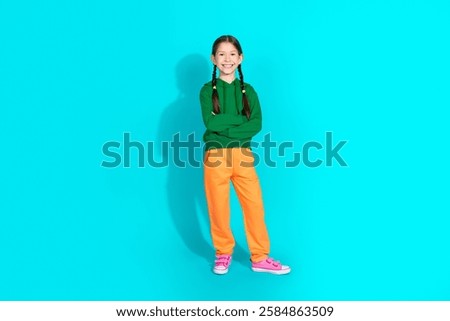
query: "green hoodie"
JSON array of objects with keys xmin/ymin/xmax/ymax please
[{"xmin": 199, "ymin": 78, "xmax": 262, "ymax": 150}]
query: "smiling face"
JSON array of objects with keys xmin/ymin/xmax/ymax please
[{"xmin": 211, "ymin": 41, "xmax": 243, "ymax": 83}]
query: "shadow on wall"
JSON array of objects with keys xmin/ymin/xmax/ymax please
[
  {"xmin": 156, "ymin": 54, "xmax": 251, "ymax": 266},
  {"xmin": 156, "ymin": 54, "xmax": 212, "ymax": 261}
]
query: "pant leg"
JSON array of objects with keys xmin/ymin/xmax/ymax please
[
  {"xmin": 204, "ymin": 148, "xmax": 235, "ymax": 255},
  {"xmin": 230, "ymin": 148, "xmax": 270, "ymax": 262}
]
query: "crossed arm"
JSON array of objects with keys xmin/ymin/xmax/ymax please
[{"xmin": 199, "ymin": 87, "xmax": 262, "ymax": 138}]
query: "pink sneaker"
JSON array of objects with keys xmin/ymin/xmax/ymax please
[
  {"xmin": 251, "ymin": 257, "xmax": 291, "ymax": 275},
  {"xmin": 213, "ymin": 254, "xmax": 232, "ymax": 275}
]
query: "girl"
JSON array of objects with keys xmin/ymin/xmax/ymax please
[{"xmin": 200, "ymin": 35, "xmax": 290, "ymax": 275}]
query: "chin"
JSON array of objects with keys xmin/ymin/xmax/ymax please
[{"xmin": 220, "ymin": 69, "xmax": 236, "ymax": 75}]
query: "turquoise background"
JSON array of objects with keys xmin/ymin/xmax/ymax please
[{"xmin": 1, "ymin": 0, "xmax": 449, "ymax": 300}]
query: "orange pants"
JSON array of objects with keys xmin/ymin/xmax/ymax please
[{"xmin": 204, "ymin": 147, "xmax": 270, "ymax": 262}]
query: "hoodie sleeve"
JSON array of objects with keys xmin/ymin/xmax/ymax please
[
  {"xmin": 218, "ymin": 85, "xmax": 262, "ymax": 139},
  {"xmin": 200, "ymin": 85, "xmax": 246, "ymax": 132}
]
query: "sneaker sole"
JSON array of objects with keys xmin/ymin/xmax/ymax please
[
  {"xmin": 251, "ymin": 267, "xmax": 291, "ymax": 275},
  {"xmin": 213, "ymin": 268, "xmax": 229, "ymax": 275}
]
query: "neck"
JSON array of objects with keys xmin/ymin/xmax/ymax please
[{"xmin": 219, "ymin": 74, "xmax": 235, "ymax": 84}]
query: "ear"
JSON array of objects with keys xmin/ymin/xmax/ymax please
[
  {"xmin": 210, "ymin": 54, "xmax": 216, "ymax": 65},
  {"xmin": 238, "ymin": 53, "xmax": 244, "ymax": 65}
]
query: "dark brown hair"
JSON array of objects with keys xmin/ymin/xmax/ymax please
[{"xmin": 211, "ymin": 35, "xmax": 251, "ymax": 120}]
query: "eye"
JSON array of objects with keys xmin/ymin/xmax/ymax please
[{"xmin": 218, "ymin": 53, "xmax": 224, "ymax": 56}]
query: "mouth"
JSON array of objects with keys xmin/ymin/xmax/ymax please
[{"xmin": 222, "ymin": 64, "xmax": 234, "ymax": 68}]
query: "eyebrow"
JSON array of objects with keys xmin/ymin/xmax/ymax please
[{"xmin": 216, "ymin": 50, "xmax": 239, "ymax": 54}]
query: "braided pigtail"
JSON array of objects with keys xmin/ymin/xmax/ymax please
[
  {"xmin": 238, "ymin": 65, "xmax": 250, "ymax": 120},
  {"xmin": 211, "ymin": 65, "xmax": 220, "ymax": 115}
]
